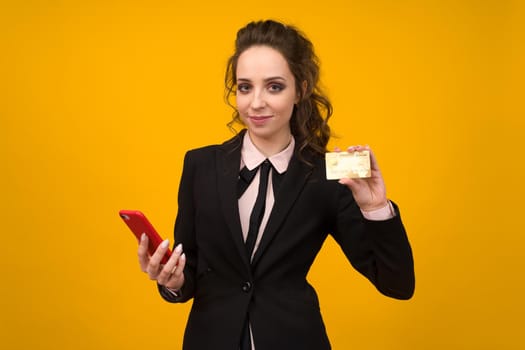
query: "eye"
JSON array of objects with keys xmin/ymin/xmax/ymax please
[
  {"xmin": 268, "ymin": 83, "xmax": 285, "ymax": 93},
  {"xmin": 237, "ymin": 83, "xmax": 251, "ymax": 93}
]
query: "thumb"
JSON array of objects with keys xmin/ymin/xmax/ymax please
[{"xmin": 338, "ymin": 177, "xmax": 358, "ymax": 191}]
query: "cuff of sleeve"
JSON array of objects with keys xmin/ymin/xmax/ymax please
[
  {"xmin": 361, "ymin": 201, "xmax": 396, "ymax": 221},
  {"xmin": 157, "ymin": 283, "xmax": 183, "ymax": 302},
  {"xmin": 163, "ymin": 286, "xmax": 180, "ymax": 297}
]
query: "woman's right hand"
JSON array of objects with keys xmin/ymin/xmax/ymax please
[{"xmin": 138, "ymin": 234, "xmax": 186, "ymax": 291}]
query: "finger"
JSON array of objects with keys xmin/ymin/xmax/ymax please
[
  {"xmin": 165, "ymin": 253, "xmax": 186, "ymax": 290},
  {"xmin": 159, "ymin": 252, "xmax": 186, "ymax": 290},
  {"xmin": 137, "ymin": 233, "xmax": 150, "ymax": 272},
  {"xmin": 157, "ymin": 243, "xmax": 183, "ymax": 285},
  {"xmin": 171, "ymin": 252, "xmax": 186, "ymax": 279},
  {"xmin": 333, "ymin": 146, "xmax": 341, "ymax": 152},
  {"xmin": 338, "ymin": 177, "xmax": 364, "ymax": 191},
  {"xmin": 346, "ymin": 145, "xmax": 365, "ymax": 153},
  {"xmin": 147, "ymin": 239, "xmax": 170, "ymax": 279},
  {"xmin": 367, "ymin": 147, "xmax": 382, "ymax": 172}
]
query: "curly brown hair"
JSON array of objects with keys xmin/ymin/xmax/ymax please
[{"xmin": 225, "ymin": 20, "xmax": 333, "ymax": 161}]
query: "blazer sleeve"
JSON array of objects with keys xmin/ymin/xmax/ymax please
[
  {"xmin": 158, "ymin": 150, "xmax": 198, "ymax": 303},
  {"xmin": 331, "ymin": 185, "xmax": 415, "ymax": 300}
]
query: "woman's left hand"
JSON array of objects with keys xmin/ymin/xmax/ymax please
[{"xmin": 336, "ymin": 145, "xmax": 389, "ymax": 212}]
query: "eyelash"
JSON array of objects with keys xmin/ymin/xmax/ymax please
[
  {"xmin": 269, "ymin": 83, "xmax": 285, "ymax": 92},
  {"xmin": 237, "ymin": 83, "xmax": 286, "ymax": 93},
  {"xmin": 237, "ymin": 84, "xmax": 251, "ymax": 93}
]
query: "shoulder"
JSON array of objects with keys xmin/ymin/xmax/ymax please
[
  {"xmin": 183, "ymin": 131, "xmax": 244, "ymax": 163},
  {"xmin": 185, "ymin": 144, "xmax": 220, "ymax": 158}
]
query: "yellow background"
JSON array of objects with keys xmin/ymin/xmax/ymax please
[{"xmin": 1, "ymin": 0, "xmax": 524, "ymax": 349}]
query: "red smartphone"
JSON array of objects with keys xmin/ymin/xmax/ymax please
[{"xmin": 119, "ymin": 210, "xmax": 172, "ymax": 264}]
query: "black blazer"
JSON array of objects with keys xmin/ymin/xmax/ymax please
[{"xmin": 159, "ymin": 131, "xmax": 415, "ymax": 350}]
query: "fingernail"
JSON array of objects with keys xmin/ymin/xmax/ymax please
[
  {"xmin": 180, "ymin": 253, "xmax": 186, "ymax": 260},
  {"xmin": 161, "ymin": 239, "xmax": 169, "ymax": 248},
  {"xmin": 175, "ymin": 243, "xmax": 183, "ymax": 254},
  {"xmin": 141, "ymin": 233, "xmax": 146, "ymax": 241}
]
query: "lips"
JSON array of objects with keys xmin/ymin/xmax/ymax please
[
  {"xmin": 247, "ymin": 115, "xmax": 272, "ymax": 126},
  {"xmin": 249, "ymin": 115, "xmax": 272, "ymax": 120},
  {"xmin": 249, "ymin": 115, "xmax": 271, "ymax": 123}
]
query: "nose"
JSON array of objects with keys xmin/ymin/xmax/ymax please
[{"xmin": 250, "ymin": 89, "xmax": 266, "ymax": 109}]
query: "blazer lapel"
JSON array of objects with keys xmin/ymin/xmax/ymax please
[
  {"xmin": 251, "ymin": 153, "xmax": 314, "ymax": 267},
  {"xmin": 216, "ymin": 131, "xmax": 253, "ymax": 269}
]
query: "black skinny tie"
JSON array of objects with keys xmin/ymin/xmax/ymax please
[{"xmin": 244, "ymin": 160, "xmax": 271, "ymax": 260}]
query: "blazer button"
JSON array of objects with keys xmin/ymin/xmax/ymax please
[{"xmin": 242, "ymin": 282, "xmax": 252, "ymax": 293}]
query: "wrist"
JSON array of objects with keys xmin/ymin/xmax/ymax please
[
  {"xmin": 361, "ymin": 200, "xmax": 389, "ymax": 212},
  {"xmin": 361, "ymin": 201, "xmax": 395, "ymax": 221}
]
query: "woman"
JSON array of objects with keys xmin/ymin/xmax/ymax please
[{"xmin": 138, "ymin": 19, "xmax": 415, "ymax": 350}]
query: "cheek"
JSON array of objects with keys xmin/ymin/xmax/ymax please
[
  {"xmin": 279, "ymin": 98, "xmax": 296, "ymax": 118},
  {"xmin": 235, "ymin": 95, "xmax": 249, "ymax": 115}
]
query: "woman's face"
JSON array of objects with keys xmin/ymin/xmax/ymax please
[{"xmin": 236, "ymin": 45, "xmax": 298, "ymax": 143}]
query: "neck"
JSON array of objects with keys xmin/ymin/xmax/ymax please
[{"xmin": 247, "ymin": 130, "xmax": 292, "ymax": 157}]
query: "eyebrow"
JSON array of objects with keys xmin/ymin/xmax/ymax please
[{"xmin": 237, "ymin": 76, "xmax": 287, "ymax": 83}]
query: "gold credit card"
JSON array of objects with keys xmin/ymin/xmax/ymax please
[{"xmin": 325, "ymin": 150, "xmax": 371, "ymax": 179}]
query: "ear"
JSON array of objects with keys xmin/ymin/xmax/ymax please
[{"xmin": 296, "ymin": 80, "xmax": 308, "ymax": 103}]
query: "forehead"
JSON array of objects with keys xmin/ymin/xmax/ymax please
[{"xmin": 236, "ymin": 45, "xmax": 293, "ymax": 79}]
